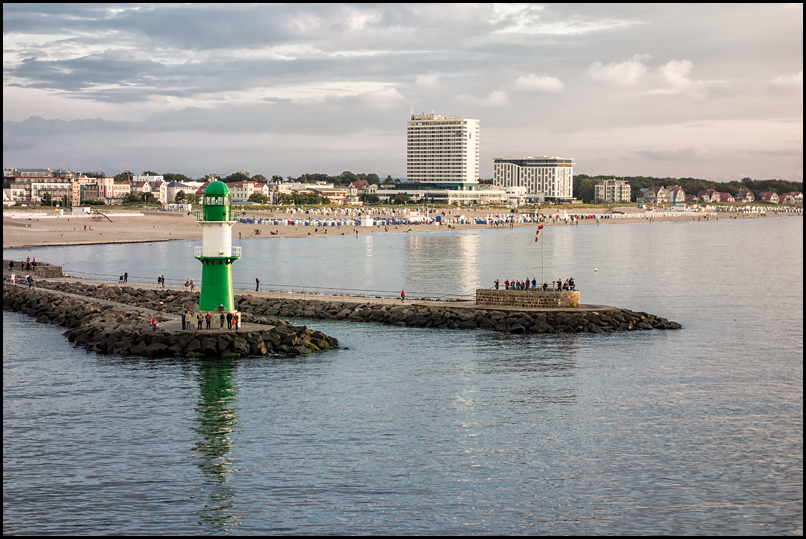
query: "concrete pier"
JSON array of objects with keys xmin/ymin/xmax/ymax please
[{"xmin": 476, "ymin": 289, "xmax": 581, "ymax": 309}]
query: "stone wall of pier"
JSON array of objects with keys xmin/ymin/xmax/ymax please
[
  {"xmin": 476, "ymin": 289, "xmax": 580, "ymax": 308},
  {"xmin": 4, "ymin": 259, "xmax": 63, "ymax": 278},
  {"xmin": 7, "ymin": 280, "xmax": 682, "ymax": 339}
]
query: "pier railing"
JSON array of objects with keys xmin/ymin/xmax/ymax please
[{"xmin": 47, "ymin": 270, "xmax": 476, "ymax": 304}]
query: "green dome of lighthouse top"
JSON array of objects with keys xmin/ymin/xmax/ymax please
[{"xmin": 204, "ymin": 181, "xmax": 230, "ymax": 197}]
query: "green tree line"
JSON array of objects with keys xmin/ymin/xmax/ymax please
[{"xmin": 110, "ymin": 170, "xmax": 399, "ymax": 187}]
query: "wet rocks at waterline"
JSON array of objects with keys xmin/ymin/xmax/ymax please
[{"xmin": 3, "ymin": 284, "xmax": 338, "ymax": 358}]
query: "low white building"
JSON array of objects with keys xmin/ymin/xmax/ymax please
[
  {"xmin": 369, "ymin": 184, "xmax": 508, "ymax": 205},
  {"xmin": 132, "ymin": 174, "xmax": 164, "ymax": 183},
  {"xmin": 228, "ymin": 181, "xmax": 271, "ymax": 202},
  {"xmin": 131, "ymin": 180, "xmax": 167, "ymax": 204}
]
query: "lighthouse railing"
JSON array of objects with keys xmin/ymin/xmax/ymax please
[{"xmin": 193, "ymin": 246, "xmax": 242, "ymax": 258}]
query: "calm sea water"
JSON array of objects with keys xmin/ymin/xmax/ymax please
[{"xmin": 3, "ymin": 217, "xmax": 802, "ymax": 534}]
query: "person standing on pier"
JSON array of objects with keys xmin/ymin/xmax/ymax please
[
  {"xmin": 123, "ymin": 272, "xmax": 128, "ymax": 283},
  {"xmin": 256, "ymin": 277, "xmax": 260, "ymax": 292},
  {"xmin": 400, "ymin": 289, "xmax": 406, "ymax": 302},
  {"xmin": 226, "ymin": 311, "xmax": 233, "ymax": 329},
  {"xmin": 197, "ymin": 312, "xmax": 203, "ymax": 330}
]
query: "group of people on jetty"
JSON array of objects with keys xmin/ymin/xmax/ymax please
[
  {"xmin": 8, "ymin": 257, "xmax": 36, "ymax": 272},
  {"xmin": 494, "ymin": 277, "xmax": 576, "ymax": 291},
  {"xmin": 8, "ymin": 258, "xmax": 37, "ymax": 290}
]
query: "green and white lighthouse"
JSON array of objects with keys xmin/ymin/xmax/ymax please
[{"xmin": 195, "ymin": 181, "xmax": 241, "ymax": 315}]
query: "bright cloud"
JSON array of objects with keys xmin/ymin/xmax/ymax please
[
  {"xmin": 587, "ymin": 55, "xmax": 650, "ymax": 87},
  {"xmin": 415, "ymin": 73, "xmax": 440, "ymax": 89},
  {"xmin": 456, "ymin": 90, "xmax": 509, "ymax": 107},
  {"xmin": 660, "ymin": 59, "xmax": 694, "ymax": 90},
  {"xmin": 512, "ymin": 74, "xmax": 564, "ymax": 94},
  {"xmin": 769, "ymin": 70, "xmax": 803, "ymax": 90}
]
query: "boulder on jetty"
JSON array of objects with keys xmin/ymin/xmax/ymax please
[{"xmin": 3, "ymin": 283, "xmax": 338, "ymax": 358}]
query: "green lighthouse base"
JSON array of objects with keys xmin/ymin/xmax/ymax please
[
  {"xmin": 198, "ymin": 256, "xmax": 237, "ymax": 312},
  {"xmin": 196, "ymin": 255, "xmax": 241, "ymax": 329}
]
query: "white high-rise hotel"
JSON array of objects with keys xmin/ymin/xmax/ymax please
[
  {"xmin": 407, "ymin": 114, "xmax": 479, "ymax": 185},
  {"xmin": 493, "ymin": 156, "xmax": 574, "ymax": 202}
]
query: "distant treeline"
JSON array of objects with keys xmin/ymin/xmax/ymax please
[
  {"xmin": 112, "ymin": 170, "xmax": 399, "ymax": 186},
  {"xmin": 574, "ymin": 175, "xmax": 804, "ymax": 203}
]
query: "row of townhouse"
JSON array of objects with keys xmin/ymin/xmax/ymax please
[
  {"xmin": 696, "ymin": 189, "xmax": 740, "ymax": 203},
  {"xmin": 637, "ymin": 185, "xmax": 802, "ymax": 206},
  {"xmin": 191, "ymin": 180, "xmax": 276, "ymax": 203},
  {"xmin": 2, "ymin": 169, "xmax": 174, "ymax": 205},
  {"xmin": 758, "ymin": 191, "xmax": 803, "ymax": 204},
  {"xmin": 637, "ymin": 185, "xmax": 687, "ymax": 204},
  {"xmin": 700, "ymin": 189, "xmax": 802, "ymax": 205},
  {"xmin": 4, "ymin": 168, "xmax": 81, "ymax": 205},
  {"xmin": 188, "ymin": 180, "xmax": 363, "ymax": 205}
]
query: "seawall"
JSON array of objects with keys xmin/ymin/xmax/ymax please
[
  {"xmin": 25, "ymin": 280, "xmax": 681, "ymax": 334},
  {"xmin": 476, "ymin": 289, "xmax": 580, "ymax": 308},
  {"xmin": 4, "ymin": 258, "xmax": 63, "ymax": 278},
  {"xmin": 234, "ymin": 293, "xmax": 679, "ymax": 333},
  {"xmin": 3, "ymin": 283, "xmax": 338, "ymax": 358}
]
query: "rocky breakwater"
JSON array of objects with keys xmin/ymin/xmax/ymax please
[
  {"xmin": 3, "ymin": 283, "xmax": 338, "ymax": 358},
  {"xmin": 233, "ymin": 295, "xmax": 682, "ymax": 334}
]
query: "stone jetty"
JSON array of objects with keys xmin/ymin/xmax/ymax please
[
  {"xmin": 6, "ymin": 279, "xmax": 681, "ymax": 349},
  {"xmin": 3, "ymin": 283, "xmax": 339, "ymax": 358},
  {"xmin": 29, "ymin": 279, "xmax": 680, "ymax": 334},
  {"xmin": 233, "ymin": 294, "xmax": 680, "ymax": 333}
]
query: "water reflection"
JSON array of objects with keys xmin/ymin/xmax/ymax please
[
  {"xmin": 403, "ymin": 232, "xmax": 484, "ymax": 295},
  {"xmin": 192, "ymin": 359, "xmax": 239, "ymax": 532},
  {"xmin": 457, "ymin": 232, "xmax": 481, "ymax": 295}
]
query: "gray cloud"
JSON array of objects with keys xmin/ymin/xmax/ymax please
[{"xmin": 633, "ymin": 147, "xmax": 706, "ymax": 162}]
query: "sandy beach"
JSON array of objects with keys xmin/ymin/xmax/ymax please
[{"xmin": 3, "ymin": 206, "xmax": 794, "ymax": 249}]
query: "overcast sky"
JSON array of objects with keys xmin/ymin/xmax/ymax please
[{"xmin": 3, "ymin": 4, "xmax": 803, "ymax": 181}]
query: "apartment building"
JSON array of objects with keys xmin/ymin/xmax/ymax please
[
  {"xmin": 594, "ymin": 178, "xmax": 632, "ymax": 203},
  {"xmin": 493, "ymin": 156, "xmax": 574, "ymax": 202}
]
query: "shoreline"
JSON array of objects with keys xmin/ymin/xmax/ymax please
[{"xmin": 4, "ymin": 207, "xmax": 800, "ymax": 250}]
